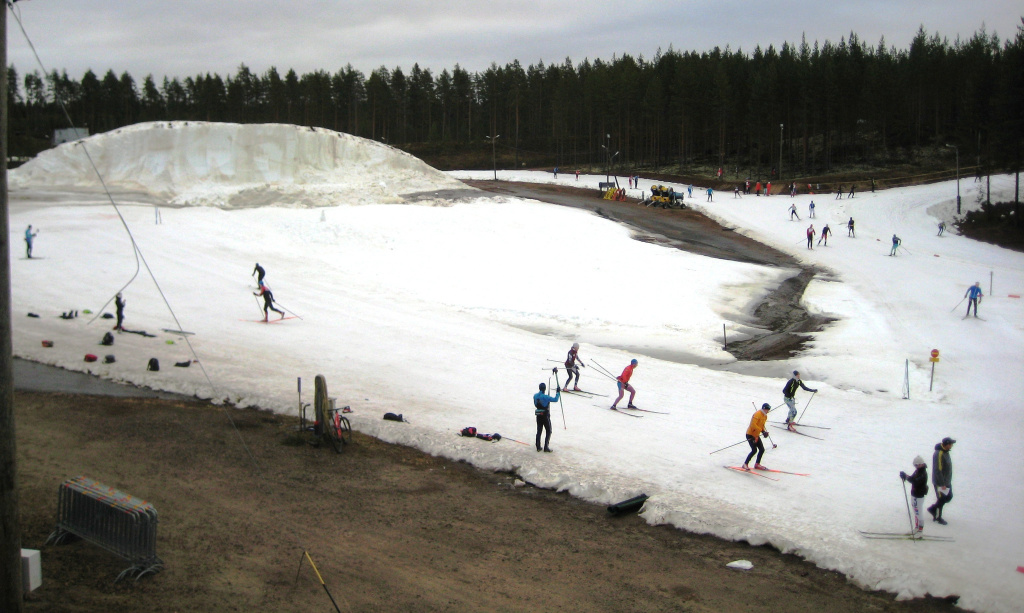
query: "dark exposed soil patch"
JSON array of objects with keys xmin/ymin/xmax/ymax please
[{"xmin": 465, "ymin": 179, "xmax": 830, "ymax": 361}]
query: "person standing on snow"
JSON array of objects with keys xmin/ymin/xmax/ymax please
[
  {"xmin": 937, "ymin": 221, "xmax": 946, "ymax": 236},
  {"xmin": 835, "ymin": 185, "xmax": 844, "ymax": 199},
  {"xmin": 533, "ymin": 379, "xmax": 560, "ymax": 452},
  {"xmin": 687, "ymin": 185, "xmax": 693, "ymax": 199},
  {"xmin": 789, "ymin": 203, "xmax": 800, "ymax": 220},
  {"xmin": 755, "ymin": 181, "xmax": 762, "ymax": 196},
  {"xmin": 848, "ymin": 184, "xmax": 856, "ymax": 198},
  {"xmin": 782, "ymin": 370, "xmax": 816, "ymax": 430},
  {"xmin": 766, "ymin": 181, "xmax": 772, "ymax": 196},
  {"xmin": 964, "ymin": 282, "xmax": 983, "ymax": 318},
  {"xmin": 254, "ymin": 282, "xmax": 286, "ymax": 321},
  {"xmin": 847, "ymin": 217, "xmax": 856, "ymax": 237},
  {"xmin": 806, "ymin": 224, "xmax": 816, "ymax": 250},
  {"xmin": 252, "ymin": 262, "xmax": 266, "ymax": 287},
  {"xmin": 808, "ymin": 200, "xmax": 816, "ymax": 218},
  {"xmin": 742, "ymin": 403, "xmax": 774, "ymax": 470},
  {"xmin": 928, "ymin": 437, "xmax": 955, "ymax": 525},
  {"xmin": 889, "ymin": 234, "xmax": 901, "ymax": 256},
  {"xmin": 817, "ymin": 224, "xmax": 832, "ymax": 246},
  {"xmin": 24, "ymin": 225, "xmax": 39, "ymax": 258},
  {"xmin": 563, "ymin": 342, "xmax": 586, "ymax": 391},
  {"xmin": 610, "ymin": 359, "xmax": 639, "ymax": 410},
  {"xmin": 114, "ymin": 292, "xmax": 126, "ymax": 331},
  {"xmin": 900, "ymin": 456, "xmax": 929, "ymax": 532},
  {"xmin": 706, "ymin": 187, "xmax": 714, "ymax": 202}
]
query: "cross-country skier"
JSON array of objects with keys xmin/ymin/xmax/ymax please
[
  {"xmin": 889, "ymin": 234, "xmax": 901, "ymax": 256},
  {"xmin": 806, "ymin": 224, "xmax": 816, "ymax": 249},
  {"xmin": 254, "ymin": 282, "xmax": 285, "ymax": 321},
  {"xmin": 964, "ymin": 282, "xmax": 983, "ymax": 318},
  {"xmin": 706, "ymin": 187, "xmax": 713, "ymax": 202},
  {"xmin": 114, "ymin": 293, "xmax": 126, "ymax": 331},
  {"xmin": 789, "ymin": 203, "xmax": 800, "ymax": 220},
  {"xmin": 847, "ymin": 217, "xmax": 856, "ymax": 237},
  {"xmin": 687, "ymin": 185, "xmax": 692, "ymax": 199},
  {"xmin": 848, "ymin": 184, "xmax": 856, "ymax": 198},
  {"xmin": 563, "ymin": 342, "xmax": 586, "ymax": 391},
  {"xmin": 808, "ymin": 200, "xmax": 816, "ymax": 218},
  {"xmin": 24, "ymin": 225, "xmax": 38, "ymax": 258},
  {"xmin": 937, "ymin": 221, "xmax": 946, "ymax": 236},
  {"xmin": 533, "ymin": 378, "xmax": 560, "ymax": 452},
  {"xmin": 835, "ymin": 185, "xmax": 844, "ymax": 199},
  {"xmin": 766, "ymin": 181, "xmax": 772, "ymax": 196},
  {"xmin": 782, "ymin": 370, "xmax": 816, "ymax": 431},
  {"xmin": 900, "ymin": 456, "xmax": 929, "ymax": 532},
  {"xmin": 742, "ymin": 403, "xmax": 773, "ymax": 470},
  {"xmin": 927, "ymin": 437, "xmax": 955, "ymax": 525},
  {"xmin": 253, "ymin": 262, "xmax": 266, "ymax": 286},
  {"xmin": 610, "ymin": 359, "xmax": 639, "ymax": 410},
  {"xmin": 818, "ymin": 224, "xmax": 832, "ymax": 246},
  {"xmin": 734, "ymin": 186, "xmax": 741, "ymax": 198},
  {"xmin": 755, "ymin": 181, "xmax": 762, "ymax": 196}
]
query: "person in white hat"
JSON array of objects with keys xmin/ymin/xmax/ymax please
[
  {"xmin": 562, "ymin": 342, "xmax": 585, "ymax": 392},
  {"xmin": 900, "ymin": 456, "xmax": 929, "ymax": 532}
]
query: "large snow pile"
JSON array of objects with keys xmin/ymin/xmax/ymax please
[
  {"xmin": 8, "ymin": 131, "xmax": 1024, "ymax": 613},
  {"xmin": 10, "ymin": 121, "xmax": 465, "ymax": 207}
]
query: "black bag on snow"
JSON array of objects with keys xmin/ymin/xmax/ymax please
[
  {"xmin": 460, "ymin": 426, "xmax": 477, "ymax": 437},
  {"xmin": 383, "ymin": 412, "xmax": 404, "ymax": 422},
  {"xmin": 103, "ymin": 355, "xmax": 116, "ymax": 364},
  {"xmin": 147, "ymin": 357, "xmax": 159, "ymax": 371},
  {"xmin": 101, "ymin": 332, "xmax": 114, "ymax": 346}
]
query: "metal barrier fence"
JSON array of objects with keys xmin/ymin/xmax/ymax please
[{"xmin": 45, "ymin": 476, "xmax": 163, "ymax": 582}]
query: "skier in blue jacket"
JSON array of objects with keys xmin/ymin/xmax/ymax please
[
  {"xmin": 533, "ymin": 377, "xmax": 561, "ymax": 452},
  {"xmin": 24, "ymin": 225, "xmax": 38, "ymax": 258},
  {"xmin": 964, "ymin": 282, "xmax": 983, "ymax": 318}
]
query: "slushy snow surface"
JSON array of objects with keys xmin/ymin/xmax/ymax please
[{"xmin": 9, "ymin": 123, "xmax": 1024, "ymax": 613}]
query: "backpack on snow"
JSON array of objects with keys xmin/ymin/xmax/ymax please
[
  {"xmin": 147, "ymin": 357, "xmax": 160, "ymax": 371},
  {"xmin": 460, "ymin": 426, "xmax": 477, "ymax": 437},
  {"xmin": 476, "ymin": 432, "xmax": 501, "ymax": 442},
  {"xmin": 101, "ymin": 332, "xmax": 114, "ymax": 346},
  {"xmin": 383, "ymin": 412, "xmax": 404, "ymax": 422}
]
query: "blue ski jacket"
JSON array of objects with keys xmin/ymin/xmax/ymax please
[{"xmin": 533, "ymin": 391, "xmax": 560, "ymax": 415}]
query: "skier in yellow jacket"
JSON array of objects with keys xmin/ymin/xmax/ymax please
[{"xmin": 743, "ymin": 403, "xmax": 775, "ymax": 470}]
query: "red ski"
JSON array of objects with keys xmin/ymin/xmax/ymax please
[
  {"xmin": 754, "ymin": 467, "xmax": 809, "ymax": 476},
  {"xmin": 243, "ymin": 316, "xmax": 300, "ymax": 324},
  {"xmin": 724, "ymin": 466, "xmax": 779, "ymax": 481}
]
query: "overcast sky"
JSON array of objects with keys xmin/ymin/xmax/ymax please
[{"xmin": 6, "ymin": 1, "xmax": 1022, "ymax": 81}]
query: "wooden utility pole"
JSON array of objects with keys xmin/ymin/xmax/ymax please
[{"xmin": 1, "ymin": 2, "xmax": 25, "ymax": 610}]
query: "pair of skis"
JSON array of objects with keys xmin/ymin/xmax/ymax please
[
  {"xmin": 768, "ymin": 421, "xmax": 830, "ymax": 430},
  {"xmin": 724, "ymin": 466, "xmax": 809, "ymax": 481},
  {"xmin": 770, "ymin": 424, "xmax": 825, "ymax": 440},
  {"xmin": 858, "ymin": 530, "xmax": 954, "ymax": 542}
]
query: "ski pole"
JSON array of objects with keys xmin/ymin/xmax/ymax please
[
  {"xmin": 899, "ymin": 245, "xmax": 912, "ymax": 256},
  {"xmin": 797, "ymin": 391, "xmax": 816, "ymax": 423},
  {"xmin": 590, "ymin": 360, "xmax": 618, "ymax": 381},
  {"xmin": 765, "ymin": 431, "xmax": 778, "ymax": 450},
  {"xmin": 709, "ymin": 440, "xmax": 748, "ymax": 455},
  {"xmin": 254, "ymin": 295, "xmax": 265, "ymax": 317},
  {"xmin": 553, "ymin": 368, "xmax": 567, "ymax": 429},
  {"xmin": 900, "ymin": 477, "xmax": 917, "ymax": 541},
  {"xmin": 272, "ymin": 300, "xmax": 303, "ymax": 320},
  {"xmin": 949, "ymin": 296, "xmax": 967, "ymax": 312},
  {"xmin": 502, "ymin": 436, "xmax": 532, "ymax": 447}
]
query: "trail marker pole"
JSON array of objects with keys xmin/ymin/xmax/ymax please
[
  {"xmin": 929, "ymin": 349, "xmax": 940, "ymax": 391},
  {"xmin": 723, "ymin": 324, "xmax": 727, "ymax": 350}
]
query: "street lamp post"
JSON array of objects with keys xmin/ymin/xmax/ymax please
[
  {"xmin": 486, "ymin": 134, "xmax": 500, "ymax": 180},
  {"xmin": 946, "ymin": 144, "xmax": 960, "ymax": 214}
]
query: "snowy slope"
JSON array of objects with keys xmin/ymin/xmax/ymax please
[{"xmin": 9, "ymin": 126, "xmax": 1024, "ymax": 613}]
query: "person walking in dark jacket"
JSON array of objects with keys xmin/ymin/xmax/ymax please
[
  {"xmin": 900, "ymin": 456, "xmax": 929, "ymax": 532},
  {"xmin": 253, "ymin": 262, "xmax": 266, "ymax": 287},
  {"xmin": 114, "ymin": 293, "xmax": 126, "ymax": 331},
  {"xmin": 562, "ymin": 342, "xmax": 585, "ymax": 391},
  {"xmin": 782, "ymin": 370, "xmax": 817, "ymax": 430},
  {"xmin": 533, "ymin": 379, "xmax": 561, "ymax": 452},
  {"xmin": 928, "ymin": 437, "xmax": 955, "ymax": 524}
]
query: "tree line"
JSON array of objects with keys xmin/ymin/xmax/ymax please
[{"xmin": 7, "ymin": 21, "xmax": 1024, "ymax": 178}]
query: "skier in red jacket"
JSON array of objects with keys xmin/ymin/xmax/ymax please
[{"xmin": 610, "ymin": 359, "xmax": 639, "ymax": 410}]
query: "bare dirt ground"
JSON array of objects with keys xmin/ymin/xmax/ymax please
[{"xmin": 15, "ymin": 391, "xmax": 960, "ymax": 612}]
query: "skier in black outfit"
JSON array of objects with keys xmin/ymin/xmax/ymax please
[
  {"xmin": 114, "ymin": 293, "xmax": 126, "ymax": 331},
  {"xmin": 253, "ymin": 262, "xmax": 266, "ymax": 287},
  {"xmin": 847, "ymin": 217, "xmax": 855, "ymax": 237},
  {"xmin": 533, "ymin": 378, "xmax": 561, "ymax": 452},
  {"xmin": 254, "ymin": 283, "xmax": 285, "ymax": 321},
  {"xmin": 900, "ymin": 456, "xmax": 929, "ymax": 532},
  {"xmin": 928, "ymin": 437, "xmax": 955, "ymax": 524},
  {"xmin": 782, "ymin": 370, "xmax": 817, "ymax": 430},
  {"xmin": 563, "ymin": 342, "xmax": 585, "ymax": 391}
]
